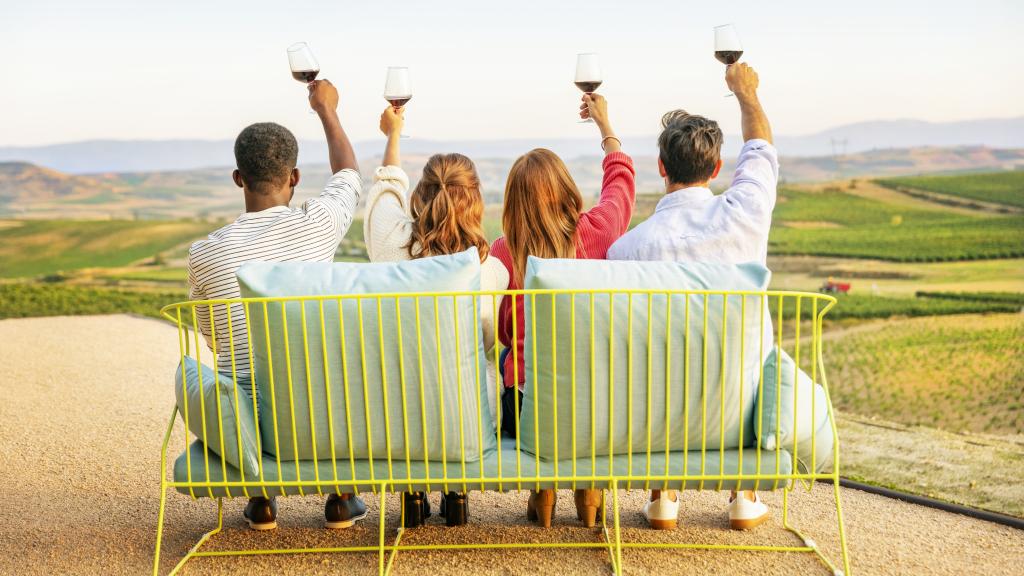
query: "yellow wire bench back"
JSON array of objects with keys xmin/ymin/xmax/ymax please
[{"xmin": 155, "ymin": 289, "xmax": 850, "ymax": 576}]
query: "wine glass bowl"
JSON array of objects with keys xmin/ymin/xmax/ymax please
[
  {"xmin": 383, "ymin": 67, "xmax": 412, "ymax": 138},
  {"xmin": 287, "ymin": 42, "xmax": 320, "ymax": 84},
  {"xmin": 714, "ymin": 25, "xmax": 743, "ymax": 96},
  {"xmin": 714, "ymin": 24, "xmax": 743, "ymax": 64},
  {"xmin": 574, "ymin": 53, "xmax": 602, "ymax": 123},
  {"xmin": 383, "ymin": 67, "xmax": 412, "ymax": 110}
]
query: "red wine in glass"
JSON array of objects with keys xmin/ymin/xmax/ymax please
[
  {"xmin": 575, "ymin": 80, "xmax": 602, "ymax": 93},
  {"xmin": 714, "ymin": 51, "xmax": 743, "ymax": 65},
  {"xmin": 291, "ymin": 69, "xmax": 320, "ymax": 83},
  {"xmin": 387, "ymin": 96, "xmax": 412, "ymax": 108}
]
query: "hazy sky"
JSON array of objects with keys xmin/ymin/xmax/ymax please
[{"xmin": 1, "ymin": 0, "xmax": 1021, "ymax": 146}]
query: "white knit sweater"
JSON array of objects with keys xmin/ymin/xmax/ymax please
[{"xmin": 363, "ymin": 165, "xmax": 509, "ymax": 413}]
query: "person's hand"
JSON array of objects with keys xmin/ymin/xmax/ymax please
[
  {"xmin": 379, "ymin": 105, "xmax": 404, "ymax": 138},
  {"xmin": 725, "ymin": 63, "xmax": 759, "ymax": 99},
  {"xmin": 308, "ymin": 79, "xmax": 339, "ymax": 115},
  {"xmin": 580, "ymin": 93, "xmax": 610, "ymax": 127}
]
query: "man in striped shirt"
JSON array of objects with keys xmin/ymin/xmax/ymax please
[{"xmin": 186, "ymin": 79, "xmax": 367, "ymax": 531}]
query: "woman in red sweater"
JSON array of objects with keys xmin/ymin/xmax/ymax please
[{"xmin": 490, "ymin": 93, "xmax": 636, "ymax": 528}]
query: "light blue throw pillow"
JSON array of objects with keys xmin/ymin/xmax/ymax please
[
  {"xmin": 755, "ymin": 347, "xmax": 834, "ymax": 473},
  {"xmin": 174, "ymin": 357, "xmax": 261, "ymax": 477},
  {"xmin": 519, "ymin": 257, "xmax": 772, "ymax": 461},
  {"xmin": 236, "ymin": 248, "xmax": 496, "ymax": 464}
]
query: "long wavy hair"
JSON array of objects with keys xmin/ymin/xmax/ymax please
[
  {"xmin": 501, "ymin": 148, "xmax": 583, "ymax": 282},
  {"xmin": 407, "ymin": 153, "xmax": 490, "ymax": 262}
]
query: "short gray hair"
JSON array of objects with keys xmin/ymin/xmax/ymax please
[{"xmin": 657, "ymin": 110, "xmax": 723, "ymax": 185}]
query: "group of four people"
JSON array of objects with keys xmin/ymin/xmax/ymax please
[{"xmin": 186, "ymin": 62, "xmax": 777, "ymax": 533}]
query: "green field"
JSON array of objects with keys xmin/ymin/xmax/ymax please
[
  {"xmin": 0, "ymin": 219, "xmax": 219, "ymax": 278},
  {"xmin": 825, "ymin": 313, "xmax": 1023, "ymax": 434},
  {"xmin": 768, "ymin": 188, "xmax": 1024, "ymax": 261},
  {"xmin": 774, "ymin": 292, "xmax": 1023, "ymax": 322},
  {"xmin": 0, "ymin": 283, "xmax": 184, "ymax": 320},
  {"xmin": 878, "ymin": 171, "xmax": 1024, "ymax": 208},
  {"xmin": 105, "ymin": 267, "xmax": 189, "ymax": 283},
  {"xmin": 915, "ymin": 291, "xmax": 1024, "ymax": 306}
]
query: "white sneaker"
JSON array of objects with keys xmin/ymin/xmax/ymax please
[
  {"xmin": 643, "ymin": 490, "xmax": 679, "ymax": 530},
  {"xmin": 728, "ymin": 491, "xmax": 770, "ymax": 530}
]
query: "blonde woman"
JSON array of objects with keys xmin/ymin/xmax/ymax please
[
  {"xmin": 490, "ymin": 93, "xmax": 636, "ymax": 528},
  {"xmin": 363, "ymin": 105, "xmax": 509, "ymax": 528}
]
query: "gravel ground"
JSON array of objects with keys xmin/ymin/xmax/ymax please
[{"xmin": 1, "ymin": 315, "xmax": 1021, "ymax": 575}]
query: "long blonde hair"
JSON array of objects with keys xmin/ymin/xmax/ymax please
[
  {"xmin": 407, "ymin": 153, "xmax": 490, "ymax": 262},
  {"xmin": 501, "ymin": 148, "xmax": 583, "ymax": 282}
]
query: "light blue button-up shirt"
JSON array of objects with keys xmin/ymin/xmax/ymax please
[{"xmin": 607, "ymin": 139, "xmax": 778, "ymax": 265}]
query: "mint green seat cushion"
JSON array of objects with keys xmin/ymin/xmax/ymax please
[
  {"xmin": 174, "ymin": 357, "xmax": 261, "ymax": 476},
  {"xmin": 235, "ymin": 248, "xmax": 496, "ymax": 464},
  {"xmin": 755, "ymin": 347, "xmax": 834, "ymax": 473},
  {"xmin": 173, "ymin": 437, "xmax": 793, "ymax": 496},
  {"xmin": 519, "ymin": 258, "xmax": 772, "ymax": 462}
]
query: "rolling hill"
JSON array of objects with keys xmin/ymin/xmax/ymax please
[
  {"xmin": 3, "ymin": 117, "xmax": 1023, "ymax": 174},
  {"xmin": 0, "ymin": 162, "xmax": 119, "ymax": 204},
  {"xmin": 3, "ymin": 147, "xmax": 1023, "ymax": 220}
]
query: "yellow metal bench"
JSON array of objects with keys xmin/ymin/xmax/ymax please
[{"xmin": 154, "ymin": 289, "xmax": 850, "ymax": 575}]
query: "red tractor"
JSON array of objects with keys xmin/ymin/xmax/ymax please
[{"xmin": 820, "ymin": 277, "xmax": 851, "ymax": 294}]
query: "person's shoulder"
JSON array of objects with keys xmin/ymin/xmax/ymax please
[
  {"xmin": 481, "ymin": 255, "xmax": 509, "ymax": 289},
  {"xmin": 327, "ymin": 167, "xmax": 363, "ymax": 186},
  {"xmin": 488, "ymin": 238, "xmax": 514, "ymax": 270},
  {"xmin": 738, "ymin": 139, "xmax": 779, "ymax": 164},
  {"xmin": 187, "ymin": 221, "xmax": 233, "ymax": 256},
  {"xmin": 490, "ymin": 236, "xmax": 508, "ymax": 255},
  {"xmin": 607, "ymin": 223, "xmax": 645, "ymax": 259}
]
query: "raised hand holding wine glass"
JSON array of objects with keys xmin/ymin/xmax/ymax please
[
  {"xmin": 578, "ymin": 92, "xmax": 620, "ymax": 156},
  {"xmin": 574, "ymin": 53, "xmax": 602, "ymax": 124},
  {"xmin": 379, "ymin": 105, "xmax": 404, "ymax": 167},
  {"xmin": 383, "ymin": 66, "xmax": 412, "ymax": 138}
]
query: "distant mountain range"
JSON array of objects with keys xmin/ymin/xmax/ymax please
[
  {"xmin": 2, "ymin": 117, "xmax": 1023, "ymax": 174},
  {"xmin": 3, "ymin": 145, "xmax": 1023, "ymax": 220}
]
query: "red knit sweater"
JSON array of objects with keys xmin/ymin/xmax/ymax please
[{"xmin": 490, "ymin": 151, "xmax": 636, "ymax": 388}]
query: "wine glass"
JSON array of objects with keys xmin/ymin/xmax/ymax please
[
  {"xmin": 288, "ymin": 42, "xmax": 320, "ymax": 114},
  {"xmin": 714, "ymin": 25, "xmax": 743, "ymax": 97},
  {"xmin": 383, "ymin": 66, "xmax": 412, "ymax": 138},
  {"xmin": 574, "ymin": 53, "xmax": 602, "ymax": 124},
  {"xmin": 288, "ymin": 42, "xmax": 320, "ymax": 84}
]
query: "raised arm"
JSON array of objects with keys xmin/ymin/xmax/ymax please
[
  {"xmin": 363, "ymin": 106, "xmax": 412, "ymax": 262},
  {"xmin": 380, "ymin": 106, "xmax": 404, "ymax": 167},
  {"xmin": 309, "ymin": 79, "xmax": 358, "ymax": 173},
  {"xmin": 726, "ymin": 63, "xmax": 772, "ymax": 144},
  {"xmin": 580, "ymin": 93, "xmax": 621, "ymax": 155}
]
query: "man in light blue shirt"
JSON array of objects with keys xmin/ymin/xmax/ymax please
[{"xmin": 608, "ymin": 62, "xmax": 776, "ymax": 531}]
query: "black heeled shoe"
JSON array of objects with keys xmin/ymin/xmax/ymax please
[
  {"xmin": 402, "ymin": 491, "xmax": 431, "ymax": 528},
  {"xmin": 439, "ymin": 491, "xmax": 469, "ymax": 527}
]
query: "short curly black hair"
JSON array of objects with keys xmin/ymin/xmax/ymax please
[
  {"xmin": 658, "ymin": 110, "xmax": 723, "ymax": 186},
  {"xmin": 233, "ymin": 122, "xmax": 298, "ymax": 193}
]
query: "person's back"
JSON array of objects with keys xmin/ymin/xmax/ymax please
[
  {"xmin": 490, "ymin": 93, "xmax": 637, "ymax": 530},
  {"xmin": 607, "ymin": 63, "xmax": 777, "ymax": 532},
  {"xmin": 608, "ymin": 67, "xmax": 776, "ymax": 266},
  {"xmin": 185, "ymin": 79, "xmax": 369, "ymax": 532},
  {"xmin": 361, "ymin": 105, "xmax": 509, "ymax": 528}
]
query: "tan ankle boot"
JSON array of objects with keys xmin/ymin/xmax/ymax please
[
  {"xmin": 526, "ymin": 489, "xmax": 557, "ymax": 528},
  {"xmin": 573, "ymin": 489, "xmax": 603, "ymax": 527}
]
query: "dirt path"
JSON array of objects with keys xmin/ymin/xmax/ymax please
[{"xmin": 1, "ymin": 314, "xmax": 1021, "ymax": 575}]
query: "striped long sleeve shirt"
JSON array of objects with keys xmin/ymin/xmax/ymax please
[{"xmin": 186, "ymin": 169, "xmax": 362, "ymax": 382}]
